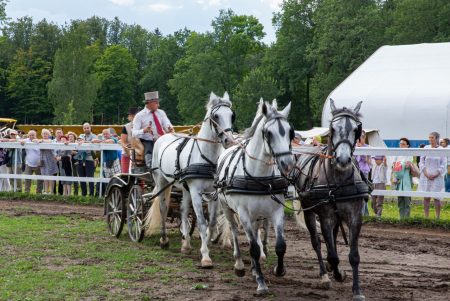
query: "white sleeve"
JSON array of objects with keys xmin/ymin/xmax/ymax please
[{"xmin": 132, "ymin": 114, "xmax": 144, "ymax": 137}]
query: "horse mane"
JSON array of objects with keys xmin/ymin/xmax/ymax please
[
  {"xmin": 242, "ymin": 100, "xmax": 265, "ymax": 139},
  {"xmin": 331, "ymin": 107, "xmax": 362, "ymax": 119}
]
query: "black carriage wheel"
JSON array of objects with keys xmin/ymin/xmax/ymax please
[
  {"xmin": 127, "ymin": 185, "xmax": 146, "ymax": 242},
  {"xmin": 105, "ymin": 186, "xmax": 125, "ymax": 238}
]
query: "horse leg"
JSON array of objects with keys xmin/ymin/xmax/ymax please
[
  {"xmin": 320, "ymin": 215, "xmax": 346, "ymax": 282},
  {"xmin": 223, "ymin": 205, "xmax": 244, "ymax": 276},
  {"xmin": 241, "ymin": 213, "xmax": 268, "ymax": 295},
  {"xmin": 207, "ymin": 195, "xmax": 220, "ymax": 243},
  {"xmin": 180, "ymin": 189, "xmax": 192, "ymax": 254},
  {"xmin": 262, "ymin": 218, "xmax": 269, "ymax": 258},
  {"xmin": 256, "ymin": 220, "xmax": 267, "ymax": 262},
  {"xmin": 348, "ymin": 204, "xmax": 365, "ymax": 301},
  {"xmin": 272, "ymin": 207, "xmax": 286, "ymax": 277},
  {"xmin": 304, "ymin": 210, "xmax": 330, "ymax": 289},
  {"xmin": 156, "ymin": 180, "xmax": 170, "ymax": 249},
  {"xmin": 191, "ymin": 187, "xmax": 213, "ymax": 268}
]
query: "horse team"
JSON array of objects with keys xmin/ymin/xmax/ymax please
[{"xmin": 142, "ymin": 92, "xmax": 368, "ymax": 301}]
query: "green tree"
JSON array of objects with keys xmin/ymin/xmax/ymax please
[
  {"xmin": 269, "ymin": 0, "xmax": 317, "ymax": 129},
  {"xmin": 0, "ymin": 0, "xmax": 7, "ymax": 25},
  {"xmin": 3, "ymin": 16, "xmax": 33, "ymax": 50},
  {"xmin": 170, "ymin": 9, "xmax": 266, "ymax": 124},
  {"xmin": 169, "ymin": 32, "xmax": 223, "ymax": 124},
  {"xmin": 48, "ymin": 26, "xmax": 100, "ymax": 124},
  {"xmin": 234, "ymin": 67, "xmax": 279, "ymax": 130},
  {"xmin": 30, "ymin": 19, "xmax": 61, "ymax": 61},
  {"xmin": 94, "ymin": 45, "xmax": 138, "ymax": 124},
  {"xmin": 140, "ymin": 29, "xmax": 189, "ymax": 125},
  {"xmin": 385, "ymin": 0, "xmax": 450, "ymax": 44},
  {"xmin": 307, "ymin": 0, "xmax": 385, "ymax": 124},
  {"xmin": 6, "ymin": 48, "xmax": 53, "ymax": 123}
]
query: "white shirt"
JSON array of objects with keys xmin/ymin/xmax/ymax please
[
  {"xmin": 25, "ymin": 139, "xmax": 41, "ymax": 167},
  {"xmin": 132, "ymin": 107, "xmax": 172, "ymax": 141}
]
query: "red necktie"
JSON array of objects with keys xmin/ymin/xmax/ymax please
[{"xmin": 152, "ymin": 112, "xmax": 165, "ymax": 136}]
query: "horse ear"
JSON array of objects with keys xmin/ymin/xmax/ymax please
[
  {"xmin": 262, "ymin": 102, "xmax": 268, "ymax": 116},
  {"xmin": 330, "ymin": 98, "xmax": 337, "ymax": 112},
  {"xmin": 281, "ymin": 102, "xmax": 291, "ymax": 117},
  {"xmin": 223, "ymin": 91, "xmax": 230, "ymax": 101},
  {"xmin": 354, "ymin": 101, "xmax": 362, "ymax": 114},
  {"xmin": 271, "ymin": 99, "xmax": 278, "ymax": 110},
  {"xmin": 210, "ymin": 91, "xmax": 218, "ymax": 100}
]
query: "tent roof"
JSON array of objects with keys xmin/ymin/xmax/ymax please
[{"xmin": 321, "ymin": 42, "xmax": 450, "ymax": 141}]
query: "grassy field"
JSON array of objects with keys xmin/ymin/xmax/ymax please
[{"xmin": 0, "ymin": 214, "xmax": 243, "ymax": 301}]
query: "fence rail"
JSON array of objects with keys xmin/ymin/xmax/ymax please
[
  {"xmin": 0, "ymin": 141, "xmax": 122, "ymax": 196},
  {"xmin": 1, "ymin": 142, "xmax": 450, "ymax": 200}
]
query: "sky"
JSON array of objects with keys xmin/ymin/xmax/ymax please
[{"xmin": 5, "ymin": 0, "xmax": 283, "ymax": 44}]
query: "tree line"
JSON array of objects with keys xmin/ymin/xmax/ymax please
[{"xmin": 0, "ymin": 0, "xmax": 449, "ymax": 130}]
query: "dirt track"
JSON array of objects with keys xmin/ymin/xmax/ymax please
[{"xmin": 1, "ymin": 200, "xmax": 449, "ymax": 300}]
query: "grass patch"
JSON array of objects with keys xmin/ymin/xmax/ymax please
[
  {"xmin": 0, "ymin": 213, "xmax": 238, "ymax": 300},
  {"xmin": 0, "ymin": 191, "xmax": 102, "ymax": 206}
]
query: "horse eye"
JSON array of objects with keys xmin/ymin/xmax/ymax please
[{"xmin": 214, "ymin": 114, "xmax": 218, "ymax": 119}]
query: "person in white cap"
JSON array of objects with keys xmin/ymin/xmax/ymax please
[{"xmin": 132, "ymin": 91, "xmax": 174, "ymax": 167}]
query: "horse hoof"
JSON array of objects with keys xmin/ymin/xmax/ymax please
[
  {"xmin": 335, "ymin": 270, "xmax": 347, "ymax": 282},
  {"xmin": 273, "ymin": 265, "xmax": 286, "ymax": 277},
  {"xmin": 234, "ymin": 268, "xmax": 245, "ymax": 277},
  {"xmin": 181, "ymin": 246, "xmax": 191, "ymax": 254},
  {"xmin": 256, "ymin": 287, "xmax": 269, "ymax": 296},
  {"xmin": 353, "ymin": 294, "xmax": 365, "ymax": 301},
  {"xmin": 159, "ymin": 238, "xmax": 169, "ymax": 249},
  {"xmin": 260, "ymin": 254, "xmax": 266, "ymax": 262},
  {"xmin": 320, "ymin": 274, "xmax": 331, "ymax": 290},
  {"xmin": 201, "ymin": 258, "xmax": 213, "ymax": 269}
]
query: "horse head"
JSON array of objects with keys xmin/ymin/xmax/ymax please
[
  {"xmin": 260, "ymin": 100, "xmax": 295, "ymax": 176},
  {"xmin": 206, "ymin": 91, "xmax": 236, "ymax": 148},
  {"xmin": 329, "ymin": 99, "xmax": 363, "ymax": 170}
]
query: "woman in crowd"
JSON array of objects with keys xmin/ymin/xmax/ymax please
[
  {"xmin": 39, "ymin": 129, "xmax": 59, "ymax": 194},
  {"xmin": 419, "ymin": 132, "xmax": 446, "ymax": 219},
  {"xmin": 391, "ymin": 137, "xmax": 416, "ymax": 219},
  {"xmin": 67, "ymin": 131, "xmax": 79, "ymax": 195},
  {"xmin": 56, "ymin": 135, "xmax": 73, "ymax": 196},
  {"xmin": 120, "ymin": 107, "xmax": 139, "ymax": 173}
]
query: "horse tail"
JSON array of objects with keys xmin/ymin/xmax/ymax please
[
  {"xmin": 144, "ymin": 185, "xmax": 172, "ymax": 236},
  {"xmin": 293, "ymin": 200, "xmax": 308, "ymax": 231},
  {"xmin": 217, "ymin": 213, "xmax": 233, "ymax": 249}
]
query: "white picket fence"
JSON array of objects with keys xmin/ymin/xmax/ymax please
[{"xmin": 0, "ymin": 141, "xmax": 122, "ymax": 196}]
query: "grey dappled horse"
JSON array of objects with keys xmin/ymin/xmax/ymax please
[
  {"xmin": 216, "ymin": 100, "xmax": 295, "ymax": 294},
  {"xmin": 292, "ymin": 100, "xmax": 369, "ymax": 301}
]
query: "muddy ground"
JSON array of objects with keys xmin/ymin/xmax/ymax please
[{"xmin": 1, "ymin": 200, "xmax": 449, "ymax": 301}]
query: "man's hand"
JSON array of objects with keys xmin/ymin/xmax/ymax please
[
  {"xmin": 144, "ymin": 126, "xmax": 153, "ymax": 134},
  {"xmin": 168, "ymin": 126, "xmax": 174, "ymax": 133}
]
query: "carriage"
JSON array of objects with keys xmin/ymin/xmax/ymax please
[{"xmin": 103, "ymin": 145, "xmax": 196, "ymax": 242}]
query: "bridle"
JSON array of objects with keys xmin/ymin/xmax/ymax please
[
  {"xmin": 329, "ymin": 111, "xmax": 362, "ymax": 159},
  {"xmin": 262, "ymin": 114, "xmax": 295, "ymax": 159},
  {"xmin": 204, "ymin": 102, "xmax": 235, "ymax": 143}
]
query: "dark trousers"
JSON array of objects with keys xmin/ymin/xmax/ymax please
[
  {"xmin": 77, "ymin": 160, "xmax": 95, "ymax": 196},
  {"xmin": 140, "ymin": 139, "xmax": 154, "ymax": 168}
]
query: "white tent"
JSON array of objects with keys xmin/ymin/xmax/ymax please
[{"xmin": 321, "ymin": 42, "xmax": 450, "ymax": 147}]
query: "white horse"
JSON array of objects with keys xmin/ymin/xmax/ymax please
[
  {"xmin": 216, "ymin": 100, "xmax": 295, "ymax": 294},
  {"xmin": 147, "ymin": 92, "xmax": 235, "ymax": 268}
]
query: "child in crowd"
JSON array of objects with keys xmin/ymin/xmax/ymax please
[{"xmin": 371, "ymin": 155, "xmax": 387, "ymax": 217}]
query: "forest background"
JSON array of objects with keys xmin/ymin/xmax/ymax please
[{"xmin": 0, "ymin": 0, "xmax": 449, "ymax": 131}]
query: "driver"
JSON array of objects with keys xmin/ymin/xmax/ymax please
[{"xmin": 132, "ymin": 91, "xmax": 174, "ymax": 168}]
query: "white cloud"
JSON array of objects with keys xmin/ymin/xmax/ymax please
[
  {"xmin": 261, "ymin": 0, "xmax": 282, "ymax": 11},
  {"xmin": 110, "ymin": 0, "xmax": 135, "ymax": 6},
  {"xmin": 146, "ymin": 3, "xmax": 181, "ymax": 13},
  {"xmin": 196, "ymin": 0, "xmax": 228, "ymax": 9}
]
